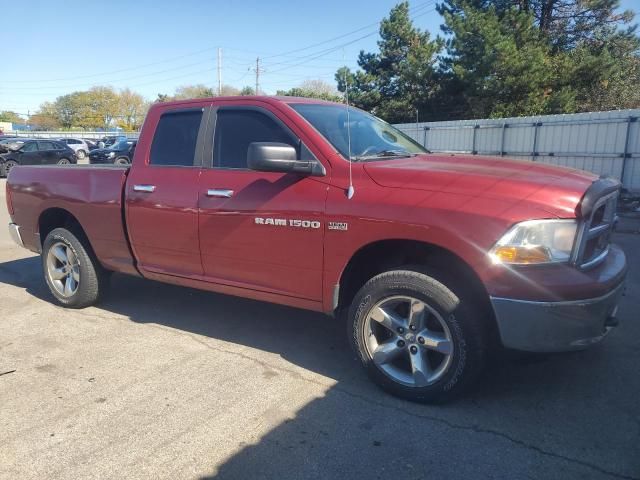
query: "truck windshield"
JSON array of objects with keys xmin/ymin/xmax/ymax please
[{"xmin": 290, "ymin": 103, "xmax": 427, "ymax": 161}]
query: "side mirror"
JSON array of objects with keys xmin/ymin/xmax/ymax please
[{"xmin": 247, "ymin": 142, "xmax": 325, "ymax": 176}]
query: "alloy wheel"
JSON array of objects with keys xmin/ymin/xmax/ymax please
[
  {"xmin": 4, "ymin": 160, "xmax": 17, "ymax": 176},
  {"xmin": 46, "ymin": 241, "xmax": 80, "ymax": 297},
  {"xmin": 363, "ymin": 295, "xmax": 454, "ymax": 387}
]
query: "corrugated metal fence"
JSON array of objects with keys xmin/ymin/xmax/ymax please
[{"xmin": 394, "ymin": 109, "xmax": 640, "ymax": 191}]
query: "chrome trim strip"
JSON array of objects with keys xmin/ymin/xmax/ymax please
[
  {"xmin": 332, "ymin": 283, "xmax": 340, "ymax": 311},
  {"xmin": 8, "ymin": 223, "xmax": 24, "ymax": 248}
]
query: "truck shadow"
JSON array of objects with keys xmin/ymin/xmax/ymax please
[
  {"xmin": 0, "ymin": 249, "xmax": 637, "ymax": 478},
  {"xmin": 0, "ymin": 254, "xmax": 595, "ymax": 392}
]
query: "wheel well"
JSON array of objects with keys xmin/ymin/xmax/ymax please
[
  {"xmin": 38, "ymin": 208, "xmax": 92, "ymax": 254},
  {"xmin": 336, "ymin": 240, "xmax": 498, "ymax": 343}
]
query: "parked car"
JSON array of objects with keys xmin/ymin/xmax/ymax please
[
  {"xmin": 89, "ymin": 139, "xmax": 136, "ymax": 165},
  {"xmin": 57, "ymin": 138, "xmax": 91, "ymax": 160},
  {"xmin": 5, "ymin": 96, "xmax": 627, "ymax": 403},
  {"xmin": 0, "ymin": 137, "xmax": 29, "ymax": 153},
  {"xmin": 82, "ymin": 139, "xmax": 99, "ymax": 151},
  {"xmin": 96, "ymin": 135, "xmax": 126, "ymax": 148},
  {"xmin": 1, "ymin": 139, "xmax": 76, "ymax": 177}
]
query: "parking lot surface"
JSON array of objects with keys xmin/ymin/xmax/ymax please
[{"xmin": 0, "ymin": 178, "xmax": 638, "ymax": 480}]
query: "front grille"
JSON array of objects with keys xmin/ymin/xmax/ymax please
[{"xmin": 572, "ymin": 191, "xmax": 618, "ymax": 269}]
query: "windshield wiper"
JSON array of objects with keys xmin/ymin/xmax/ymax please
[{"xmin": 352, "ymin": 149, "xmax": 417, "ymax": 162}]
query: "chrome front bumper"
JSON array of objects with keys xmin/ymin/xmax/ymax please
[
  {"xmin": 8, "ymin": 223, "xmax": 24, "ymax": 248},
  {"xmin": 491, "ymin": 282, "xmax": 625, "ymax": 352}
]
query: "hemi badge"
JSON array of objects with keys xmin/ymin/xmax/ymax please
[{"xmin": 328, "ymin": 222, "xmax": 348, "ymax": 231}]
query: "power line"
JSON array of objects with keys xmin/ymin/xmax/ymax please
[
  {"xmin": 265, "ymin": 11, "xmax": 436, "ymax": 76},
  {"xmin": 1, "ymin": 46, "xmax": 220, "ymax": 84},
  {"xmin": 2, "ymin": 0, "xmax": 435, "ymax": 90},
  {"xmin": 0, "ymin": 59, "xmax": 250, "ymax": 92},
  {"xmin": 262, "ymin": 4, "xmax": 437, "ymax": 74},
  {"xmin": 261, "ymin": 0, "xmax": 435, "ymax": 61}
]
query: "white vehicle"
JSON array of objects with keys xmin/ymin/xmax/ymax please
[{"xmin": 57, "ymin": 138, "xmax": 90, "ymax": 159}]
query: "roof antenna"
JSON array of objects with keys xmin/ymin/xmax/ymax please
[{"xmin": 343, "ymin": 52, "xmax": 355, "ymax": 200}]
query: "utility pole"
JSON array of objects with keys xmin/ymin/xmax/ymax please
[
  {"xmin": 217, "ymin": 48, "xmax": 222, "ymax": 96},
  {"xmin": 255, "ymin": 57, "xmax": 260, "ymax": 95}
]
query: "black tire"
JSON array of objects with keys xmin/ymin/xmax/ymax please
[
  {"xmin": 57, "ymin": 158, "xmax": 71, "ymax": 165},
  {"xmin": 114, "ymin": 157, "xmax": 130, "ymax": 165},
  {"xmin": 348, "ymin": 269, "xmax": 487, "ymax": 403},
  {"xmin": 77, "ymin": 149, "xmax": 86, "ymax": 159},
  {"xmin": 42, "ymin": 227, "xmax": 108, "ymax": 308}
]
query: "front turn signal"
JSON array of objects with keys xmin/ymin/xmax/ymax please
[{"xmin": 491, "ymin": 245, "xmax": 552, "ymax": 264}]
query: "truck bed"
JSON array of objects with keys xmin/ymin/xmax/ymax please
[{"xmin": 7, "ymin": 165, "xmax": 138, "ymax": 275}]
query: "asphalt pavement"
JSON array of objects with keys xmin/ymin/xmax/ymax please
[{"xmin": 0, "ymin": 178, "xmax": 638, "ymax": 479}]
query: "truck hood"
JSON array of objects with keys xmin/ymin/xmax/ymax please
[{"xmin": 363, "ymin": 154, "xmax": 598, "ymax": 217}]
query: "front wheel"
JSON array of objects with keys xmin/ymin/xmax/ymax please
[
  {"xmin": 114, "ymin": 157, "xmax": 130, "ymax": 166},
  {"xmin": 57, "ymin": 158, "xmax": 71, "ymax": 165},
  {"xmin": 76, "ymin": 149, "xmax": 86, "ymax": 159},
  {"xmin": 348, "ymin": 269, "xmax": 487, "ymax": 403},
  {"xmin": 42, "ymin": 227, "xmax": 108, "ymax": 308}
]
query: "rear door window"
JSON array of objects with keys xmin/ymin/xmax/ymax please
[
  {"xmin": 38, "ymin": 141, "xmax": 55, "ymax": 151},
  {"xmin": 150, "ymin": 110, "xmax": 203, "ymax": 167}
]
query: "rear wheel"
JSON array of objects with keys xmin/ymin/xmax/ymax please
[
  {"xmin": 348, "ymin": 269, "xmax": 487, "ymax": 403},
  {"xmin": 57, "ymin": 158, "xmax": 71, "ymax": 165},
  {"xmin": 3, "ymin": 159, "xmax": 18, "ymax": 177},
  {"xmin": 42, "ymin": 228, "xmax": 108, "ymax": 308},
  {"xmin": 76, "ymin": 149, "xmax": 86, "ymax": 159},
  {"xmin": 114, "ymin": 157, "xmax": 130, "ymax": 166}
]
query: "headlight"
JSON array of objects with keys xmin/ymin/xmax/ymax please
[
  {"xmin": 108, "ymin": 152, "xmax": 115, "ymax": 158},
  {"xmin": 489, "ymin": 219, "xmax": 577, "ymax": 265}
]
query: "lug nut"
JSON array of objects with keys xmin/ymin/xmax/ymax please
[
  {"xmin": 410, "ymin": 345, "xmax": 418, "ymax": 354},
  {"xmin": 398, "ymin": 327, "xmax": 404, "ymax": 334},
  {"xmin": 397, "ymin": 340, "xmax": 405, "ymax": 348},
  {"xmin": 410, "ymin": 324, "xmax": 416, "ymax": 331},
  {"xmin": 418, "ymin": 337, "xmax": 425, "ymax": 344}
]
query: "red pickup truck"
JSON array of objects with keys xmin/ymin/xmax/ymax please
[{"xmin": 6, "ymin": 96, "xmax": 627, "ymax": 402}]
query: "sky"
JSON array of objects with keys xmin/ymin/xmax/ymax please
[{"xmin": 1, "ymin": 0, "xmax": 638, "ymax": 117}]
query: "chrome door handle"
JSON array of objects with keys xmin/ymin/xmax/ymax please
[
  {"xmin": 207, "ymin": 189, "xmax": 234, "ymax": 198},
  {"xmin": 133, "ymin": 184, "xmax": 156, "ymax": 193}
]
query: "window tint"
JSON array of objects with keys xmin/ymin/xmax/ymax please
[
  {"xmin": 69, "ymin": 139, "xmax": 80, "ymax": 145},
  {"xmin": 22, "ymin": 142, "xmax": 38, "ymax": 152},
  {"xmin": 150, "ymin": 110, "xmax": 203, "ymax": 167},
  {"xmin": 39, "ymin": 141, "xmax": 55, "ymax": 151},
  {"xmin": 214, "ymin": 110, "xmax": 296, "ymax": 169}
]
